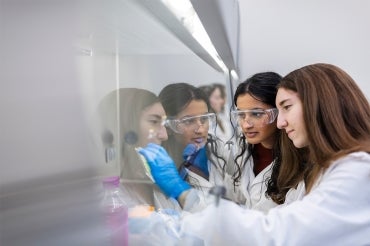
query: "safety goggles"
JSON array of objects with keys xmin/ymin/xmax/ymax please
[
  {"xmin": 231, "ymin": 108, "xmax": 278, "ymax": 128},
  {"xmin": 165, "ymin": 113, "xmax": 216, "ymax": 134}
]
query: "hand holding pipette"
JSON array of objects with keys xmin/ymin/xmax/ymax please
[{"xmin": 182, "ymin": 143, "xmax": 209, "ymax": 178}]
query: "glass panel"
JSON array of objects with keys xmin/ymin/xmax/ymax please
[
  {"xmin": 75, "ymin": 0, "xmax": 228, "ymax": 181},
  {"xmin": 0, "ymin": 0, "xmax": 233, "ymax": 243}
]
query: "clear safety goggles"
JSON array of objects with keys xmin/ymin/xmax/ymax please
[
  {"xmin": 165, "ymin": 113, "xmax": 216, "ymax": 134},
  {"xmin": 231, "ymin": 108, "xmax": 278, "ymax": 128}
]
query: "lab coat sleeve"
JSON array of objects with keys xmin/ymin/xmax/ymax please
[
  {"xmin": 182, "ymin": 164, "xmax": 233, "ymax": 212},
  {"xmin": 182, "ymin": 140, "xmax": 240, "ymax": 212},
  {"xmin": 180, "ymin": 152, "xmax": 370, "ymax": 246}
]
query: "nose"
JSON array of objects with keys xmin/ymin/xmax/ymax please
[
  {"xmin": 157, "ymin": 125, "xmax": 168, "ymax": 141},
  {"xmin": 276, "ymin": 113, "xmax": 287, "ymax": 129},
  {"xmin": 241, "ymin": 117, "xmax": 253, "ymax": 128},
  {"xmin": 194, "ymin": 122, "xmax": 207, "ymax": 134}
]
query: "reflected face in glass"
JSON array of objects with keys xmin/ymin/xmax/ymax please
[
  {"xmin": 276, "ymin": 88, "xmax": 308, "ymax": 148},
  {"xmin": 174, "ymin": 100, "xmax": 209, "ymax": 147},
  {"xmin": 138, "ymin": 102, "xmax": 168, "ymax": 147},
  {"xmin": 209, "ymin": 87, "xmax": 225, "ymax": 113},
  {"xmin": 235, "ymin": 93, "xmax": 277, "ymax": 148}
]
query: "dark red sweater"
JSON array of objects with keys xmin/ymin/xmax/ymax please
[{"xmin": 252, "ymin": 143, "xmax": 273, "ymax": 176}]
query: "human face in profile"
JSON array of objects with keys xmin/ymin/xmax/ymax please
[
  {"xmin": 138, "ymin": 102, "xmax": 168, "ymax": 147},
  {"xmin": 276, "ymin": 88, "xmax": 308, "ymax": 148}
]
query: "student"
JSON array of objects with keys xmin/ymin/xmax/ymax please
[
  {"xmin": 228, "ymin": 72, "xmax": 284, "ymax": 211},
  {"xmin": 140, "ymin": 74, "xmax": 303, "ymax": 213},
  {"xmin": 180, "ymin": 63, "xmax": 370, "ymax": 245},
  {"xmin": 157, "ymin": 83, "xmax": 228, "ymax": 201},
  {"xmin": 98, "ymin": 88, "xmax": 180, "ymax": 210}
]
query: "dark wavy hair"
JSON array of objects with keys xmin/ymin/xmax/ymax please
[
  {"xmin": 159, "ymin": 82, "xmax": 226, "ymax": 175},
  {"xmin": 232, "ymin": 72, "xmax": 281, "ymax": 182}
]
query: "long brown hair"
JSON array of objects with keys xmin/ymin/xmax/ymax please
[
  {"xmin": 278, "ymin": 63, "xmax": 370, "ymax": 192},
  {"xmin": 98, "ymin": 88, "xmax": 160, "ymax": 180},
  {"xmin": 268, "ymin": 131, "xmax": 308, "ymax": 204}
]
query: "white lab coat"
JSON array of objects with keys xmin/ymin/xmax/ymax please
[
  {"xmin": 181, "ymin": 151, "xmax": 370, "ymax": 245},
  {"xmin": 182, "ymin": 139, "xmax": 236, "ymax": 212},
  {"xmin": 228, "ymin": 155, "xmax": 278, "ymax": 213},
  {"xmin": 183, "ymin": 141, "xmax": 279, "ymax": 213}
]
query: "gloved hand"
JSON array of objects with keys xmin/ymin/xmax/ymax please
[
  {"xmin": 183, "ymin": 144, "xmax": 209, "ymax": 177},
  {"xmin": 138, "ymin": 143, "xmax": 191, "ymax": 199}
]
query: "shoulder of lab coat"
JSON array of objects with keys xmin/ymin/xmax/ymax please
[
  {"xmin": 182, "ymin": 151, "xmax": 370, "ymax": 245},
  {"xmin": 283, "ymin": 180, "xmax": 306, "ymax": 205},
  {"xmin": 181, "ymin": 164, "xmax": 223, "ymax": 213}
]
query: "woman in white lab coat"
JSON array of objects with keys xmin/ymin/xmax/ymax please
[
  {"xmin": 228, "ymin": 72, "xmax": 287, "ymax": 212},
  {"xmin": 212, "ymin": 72, "xmax": 307, "ymax": 213},
  {"xmin": 180, "ymin": 63, "xmax": 370, "ymax": 245},
  {"xmin": 157, "ymin": 83, "xmax": 230, "ymax": 203},
  {"xmin": 140, "ymin": 75, "xmax": 307, "ymax": 213}
]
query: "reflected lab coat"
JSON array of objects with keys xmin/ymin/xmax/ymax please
[
  {"xmin": 182, "ymin": 140, "xmax": 232, "ymax": 212},
  {"xmin": 181, "ymin": 152, "xmax": 370, "ymax": 245},
  {"xmin": 183, "ymin": 142, "xmax": 279, "ymax": 213}
]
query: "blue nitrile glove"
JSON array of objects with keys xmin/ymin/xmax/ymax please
[
  {"xmin": 138, "ymin": 143, "xmax": 191, "ymax": 199},
  {"xmin": 183, "ymin": 144, "xmax": 209, "ymax": 177}
]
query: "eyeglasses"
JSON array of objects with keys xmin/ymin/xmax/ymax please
[
  {"xmin": 231, "ymin": 108, "xmax": 278, "ymax": 128},
  {"xmin": 165, "ymin": 113, "xmax": 216, "ymax": 134}
]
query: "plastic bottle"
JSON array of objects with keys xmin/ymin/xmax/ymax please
[{"xmin": 101, "ymin": 176, "xmax": 128, "ymax": 246}]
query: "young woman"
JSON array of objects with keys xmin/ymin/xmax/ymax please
[
  {"xmin": 140, "ymin": 75, "xmax": 304, "ymax": 213},
  {"xmin": 158, "ymin": 83, "xmax": 228, "ymax": 201},
  {"xmin": 181, "ymin": 63, "xmax": 370, "ymax": 245},
  {"xmin": 98, "ymin": 88, "xmax": 180, "ymax": 210},
  {"xmin": 228, "ymin": 72, "xmax": 283, "ymax": 211}
]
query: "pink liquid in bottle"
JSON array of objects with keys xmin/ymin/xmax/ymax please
[{"xmin": 102, "ymin": 176, "xmax": 128, "ymax": 246}]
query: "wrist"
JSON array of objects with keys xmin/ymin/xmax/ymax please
[
  {"xmin": 172, "ymin": 181, "xmax": 191, "ymax": 200},
  {"xmin": 177, "ymin": 189, "xmax": 191, "ymax": 207}
]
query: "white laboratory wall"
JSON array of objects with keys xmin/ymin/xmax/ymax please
[{"xmin": 238, "ymin": 0, "xmax": 370, "ymax": 99}]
